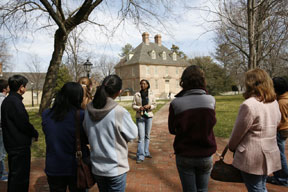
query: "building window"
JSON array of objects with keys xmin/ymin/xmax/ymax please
[
  {"xmin": 132, "ymin": 80, "xmax": 135, "ymax": 90},
  {"xmin": 146, "ymin": 66, "xmax": 150, "ymax": 75},
  {"xmin": 166, "ymin": 66, "xmax": 168, "ymax": 75},
  {"xmin": 151, "ymin": 50, "xmax": 156, "ymax": 59},
  {"xmin": 155, "ymin": 66, "xmax": 158, "ymax": 75},
  {"xmin": 155, "ymin": 79, "xmax": 158, "ymax": 89},
  {"xmin": 162, "ymin": 51, "xmax": 167, "ymax": 60},
  {"xmin": 172, "ymin": 52, "xmax": 177, "ymax": 61},
  {"xmin": 176, "ymin": 68, "xmax": 178, "ymax": 74}
]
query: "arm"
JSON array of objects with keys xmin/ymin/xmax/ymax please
[
  {"xmin": 147, "ymin": 93, "xmax": 157, "ymax": 111},
  {"xmin": 132, "ymin": 94, "xmax": 141, "ymax": 111},
  {"xmin": 228, "ymin": 103, "xmax": 253, "ymax": 152},
  {"xmin": 168, "ymin": 104, "xmax": 176, "ymax": 135},
  {"xmin": 121, "ymin": 110, "xmax": 138, "ymax": 142}
]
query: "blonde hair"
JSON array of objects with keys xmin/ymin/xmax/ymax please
[
  {"xmin": 78, "ymin": 77, "xmax": 93, "ymax": 108},
  {"xmin": 243, "ymin": 68, "xmax": 276, "ymax": 103}
]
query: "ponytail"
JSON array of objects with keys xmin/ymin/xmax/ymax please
[{"xmin": 92, "ymin": 75, "xmax": 122, "ymax": 109}]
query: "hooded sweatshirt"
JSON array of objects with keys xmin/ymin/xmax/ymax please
[{"xmin": 83, "ymin": 98, "xmax": 138, "ymax": 177}]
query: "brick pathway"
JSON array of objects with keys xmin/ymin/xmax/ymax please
[{"xmin": 0, "ymin": 103, "xmax": 287, "ymax": 192}]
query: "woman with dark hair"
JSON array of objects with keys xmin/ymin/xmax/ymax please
[
  {"xmin": 228, "ymin": 69, "xmax": 281, "ymax": 192},
  {"xmin": 132, "ymin": 79, "xmax": 157, "ymax": 164},
  {"xmin": 83, "ymin": 75, "xmax": 137, "ymax": 192},
  {"xmin": 168, "ymin": 65, "xmax": 217, "ymax": 192},
  {"xmin": 267, "ymin": 77, "xmax": 288, "ymax": 186},
  {"xmin": 42, "ymin": 82, "xmax": 88, "ymax": 192}
]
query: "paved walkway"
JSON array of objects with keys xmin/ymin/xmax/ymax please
[{"xmin": 1, "ymin": 103, "xmax": 287, "ymax": 192}]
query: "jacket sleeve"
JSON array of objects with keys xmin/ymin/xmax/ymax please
[
  {"xmin": 120, "ymin": 110, "xmax": 138, "ymax": 142},
  {"xmin": 132, "ymin": 94, "xmax": 141, "ymax": 111},
  {"xmin": 228, "ymin": 103, "xmax": 253, "ymax": 152},
  {"xmin": 13, "ymin": 101, "xmax": 39, "ymax": 139},
  {"xmin": 168, "ymin": 104, "xmax": 176, "ymax": 135},
  {"xmin": 149, "ymin": 94, "xmax": 157, "ymax": 111}
]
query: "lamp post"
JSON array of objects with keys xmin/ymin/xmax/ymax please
[
  {"xmin": 83, "ymin": 59, "xmax": 93, "ymax": 78},
  {"xmin": 31, "ymin": 82, "xmax": 34, "ymax": 107}
]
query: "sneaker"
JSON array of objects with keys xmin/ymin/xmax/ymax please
[
  {"xmin": 267, "ymin": 176, "xmax": 288, "ymax": 186},
  {"xmin": 0, "ymin": 175, "xmax": 8, "ymax": 182},
  {"xmin": 145, "ymin": 155, "xmax": 152, "ymax": 159},
  {"xmin": 136, "ymin": 159, "xmax": 143, "ymax": 164}
]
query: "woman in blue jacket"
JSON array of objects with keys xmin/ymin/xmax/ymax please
[{"xmin": 42, "ymin": 82, "xmax": 88, "ymax": 192}]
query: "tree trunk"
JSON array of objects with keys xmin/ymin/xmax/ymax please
[
  {"xmin": 247, "ymin": 0, "xmax": 257, "ymax": 70},
  {"xmin": 39, "ymin": 29, "xmax": 68, "ymax": 113}
]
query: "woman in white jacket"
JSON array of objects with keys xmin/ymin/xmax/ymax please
[{"xmin": 83, "ymin": 75, "xmax": 137, "ymax": 192}]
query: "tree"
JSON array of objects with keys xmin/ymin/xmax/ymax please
[
  {"xmin": 54, "ymin": 65, "xmax": 72, "ymax": 94},
  {"xmin": 188, "ymin": 56, "xmax": 234, "ymax": 95},
  {"xmin": 171, "ymin": 44, "xmax": 187, "ymax": 59},
  {"xmin": 0, "ymin": 0, "xmax": 179, "ymax": 113},
  {"xmin": 25, "ymin": 54, "xmax": 45, "ymax": 105},
  {"xmin": 94, "ymin": 55, "xmax": 116, "ymax": 80},
  {"xmin": 119, "ymin": 44, "xmax": 134, "ymax": 58},
  {"xmin": 210, "ymin": 0, "xmax": 288, "ymax": 71},
  {"xmin": 0, "ymin": 37, "xmax": 12, "ymax": 73}
]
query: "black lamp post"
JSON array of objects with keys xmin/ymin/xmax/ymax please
[
  {"xmin": 83, "ymin": 59, "xmax": 93, "ymax": 78},
  {"xmin": 31, "ymin": 82, "xmax": 34, "ymax": 107}
]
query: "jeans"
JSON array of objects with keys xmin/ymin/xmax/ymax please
[
  {"xmin": 136, "ymin": 117, "xmax": 152, "ymax": 160},
  {"xmin": 0, "ymin": 130, "xmax": 7, "ymax": 177},
  {"xmin": 7, "ymin": 147, "xmax": 31, "ymax": 192},
  {"xmin": 273, "ymin": 132, "xmax": 288, "ymax": 184},
  {"xmin": 47, "ymin": 175, "xmax": 86, "ymax": 192},
  {"xmin": 94, "ymin": 173, "xmax": 127, "ymax": 192},
  {"xmin": 241, "ymin": 171, "xmax": 267, "ymax": 192},
  {"xmin": 176, "ymin": 155, "xmax": 213, "ymax": 192}
]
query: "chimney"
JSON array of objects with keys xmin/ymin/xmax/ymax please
[
  {"xmin": 154, "ymin": 34, "xmax": 162, "ymax": 46},
  {"xmin": 142, "ymin": 32, "xmax": 149, "ymax": 45}
]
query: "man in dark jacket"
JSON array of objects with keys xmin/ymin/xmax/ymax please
[{"xmin": 1, "ymin": 75, "xmax": 38, "ymax": 192}]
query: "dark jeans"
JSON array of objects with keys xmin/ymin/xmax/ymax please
[
  {"xmin": 94, "ymin": 173, "xmax": 127, "ymax": 192},
  {"xmin": 176, "ymin": 155, "xmax": 213, "ymax": 192},
  {"xmin": 7, "ymin": 147, "xmax": 31, "ymax": 192},
  {"xmin": 273, "ymin": 132, "xmax": 288, "ymax": 183},
  {"xmin": 241, "ymin": 171, "xmax": 267, "ymax": 192},
  {"xmin": 47, "ymin": 175, "xmax": 86, "ymax": 192}
]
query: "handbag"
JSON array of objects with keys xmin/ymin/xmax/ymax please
[
  {"xmin": 75, "ymin": 110, "xmax": 95, "ymax": 189},
  {"xmin": 210, "ymin": 145, "xmax": 243, "ymax": 183}
]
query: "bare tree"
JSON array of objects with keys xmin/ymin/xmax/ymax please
[
  {"xmin": 0, "ymin": 0, "xmax": 179, "ymax": 113},
  {"xmin": 207, "ymin": 0, "xmax": 288, "ymax": 71},
  {"xmin": 0, "ymin": 37, "xmax": 12, "ymax": 73},
  {"xmin": 64, "ymin": 27, "xmax": 87, "ymax": 81},
  {"xmin": 94, "ymin": 55, "xmax": 116, "ymax": 78},
  {"xmin": 25, "ymin": 54, "xmax": 45, "ymax": 105}
]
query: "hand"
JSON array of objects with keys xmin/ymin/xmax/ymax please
[
  {"xmin": 144, "ymin": 105, "xmax": 151, "ymax": 110},
  {"xmin": 139, "ymin": 106, "xmax": 145, "ymax": 111}
]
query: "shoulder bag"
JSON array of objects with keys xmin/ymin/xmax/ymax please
[
  {"xmin": 210, "ymin": 145, "xmax": 243, "ymax": 183},
  {"xmin": 75, "ymin": 110, "xmax": 95, "ymax": 189}
]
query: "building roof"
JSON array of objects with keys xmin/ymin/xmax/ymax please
[{"xmin": 115, "ymin": 35, "xmax": 189, "ymax": 68}]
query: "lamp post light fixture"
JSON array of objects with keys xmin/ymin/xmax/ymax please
[{"xmin": 83, "ymin": 59, "xmax": 93, "ymax": 78}]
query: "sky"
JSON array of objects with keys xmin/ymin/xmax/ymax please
[{"xmin": 5, "ymin": 0, "xmax": 217, "ymax": 73}]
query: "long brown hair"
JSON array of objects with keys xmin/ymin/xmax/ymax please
[
  {"xmin": 243, "ymin": 68, "xmax": 276, "ymax": 103},
  {"xmin": 78, "ymin": 77, "xmax": 93, "ymax": 108}
]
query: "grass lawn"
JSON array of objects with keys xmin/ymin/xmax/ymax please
[{"xmin": 28, "ymin": 96, "xmax": 245, "ymax": 157}]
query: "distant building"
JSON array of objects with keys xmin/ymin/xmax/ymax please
[{"xmin": 115, "ymin": 32, "xmax": 189, "ymax": 98}]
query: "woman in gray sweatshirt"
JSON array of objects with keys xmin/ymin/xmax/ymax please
[{"xmin": 83, "ymin": 75, "xmax": 138, "ymax": 192}]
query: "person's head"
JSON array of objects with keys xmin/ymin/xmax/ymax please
[
  {"xmin": 92, "ymin": 75, "xmax": 122, "ymax": 109},
  {"xmin": 51, "ymin": 82, "xmax": 83, "ymax": 121},
  {"xmin": 8, "ymin": 75, "xmax": 28, "ymax": 95},
  {"xmin": 273, "ymin": 77, "xmax": 288, "ymax": 96},
  {"xmin": 78, "ymin": 77, "xmax": 92, "ymax": 91},
  {"xmin": 0, "ymin": 79, "xmax": 9, "ymax": 95},
  {"xmin": 180, "ymin": 65, "xmax": 206, "ymax": 90},
  {"xmin": 243, "ymin": 68, "xmax": 276, "ymax": 103},
  {"xmin": 140, "ymin": 79, "xmax": 150, "ymax": 91}
]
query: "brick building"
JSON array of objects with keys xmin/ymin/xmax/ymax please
[{"xmin": 115, "ymin": 32, "xmax": 189, "ymax": 98}]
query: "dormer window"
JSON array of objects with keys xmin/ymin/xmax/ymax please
[
  {"xmin": 162, "ymin": 51, "xmax": 167, "ymax": 60},
  {"xmin": 128, "ymin": 53, "xmax": 134, "ymax": 60},
  {"xmin": 172, "ymin": 52, "xmax": 177, "ymax": 61},
  {"xmin": 151, "ymin": 50, "xmax": 156, "ymax": 59}
]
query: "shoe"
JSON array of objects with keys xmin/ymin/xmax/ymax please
[
  {"xmin": 136, "ymin": 159, "xmax": 143, "ymax": 164},
  {"xmin": 0, "ymin": 175, "xmax": 8, "ymax": 182},
  {"xmin": 145, "ymin": 155, "xmax": 152, "ymax": 159}
]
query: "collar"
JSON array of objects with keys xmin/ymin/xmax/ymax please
[
  {"xmin": 176, "ymin": 89, "xmax": 206, "ymax": 97},
  {"xmin": 9, "ymin": 91, "xmax": 23, "ymax": 101}
]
